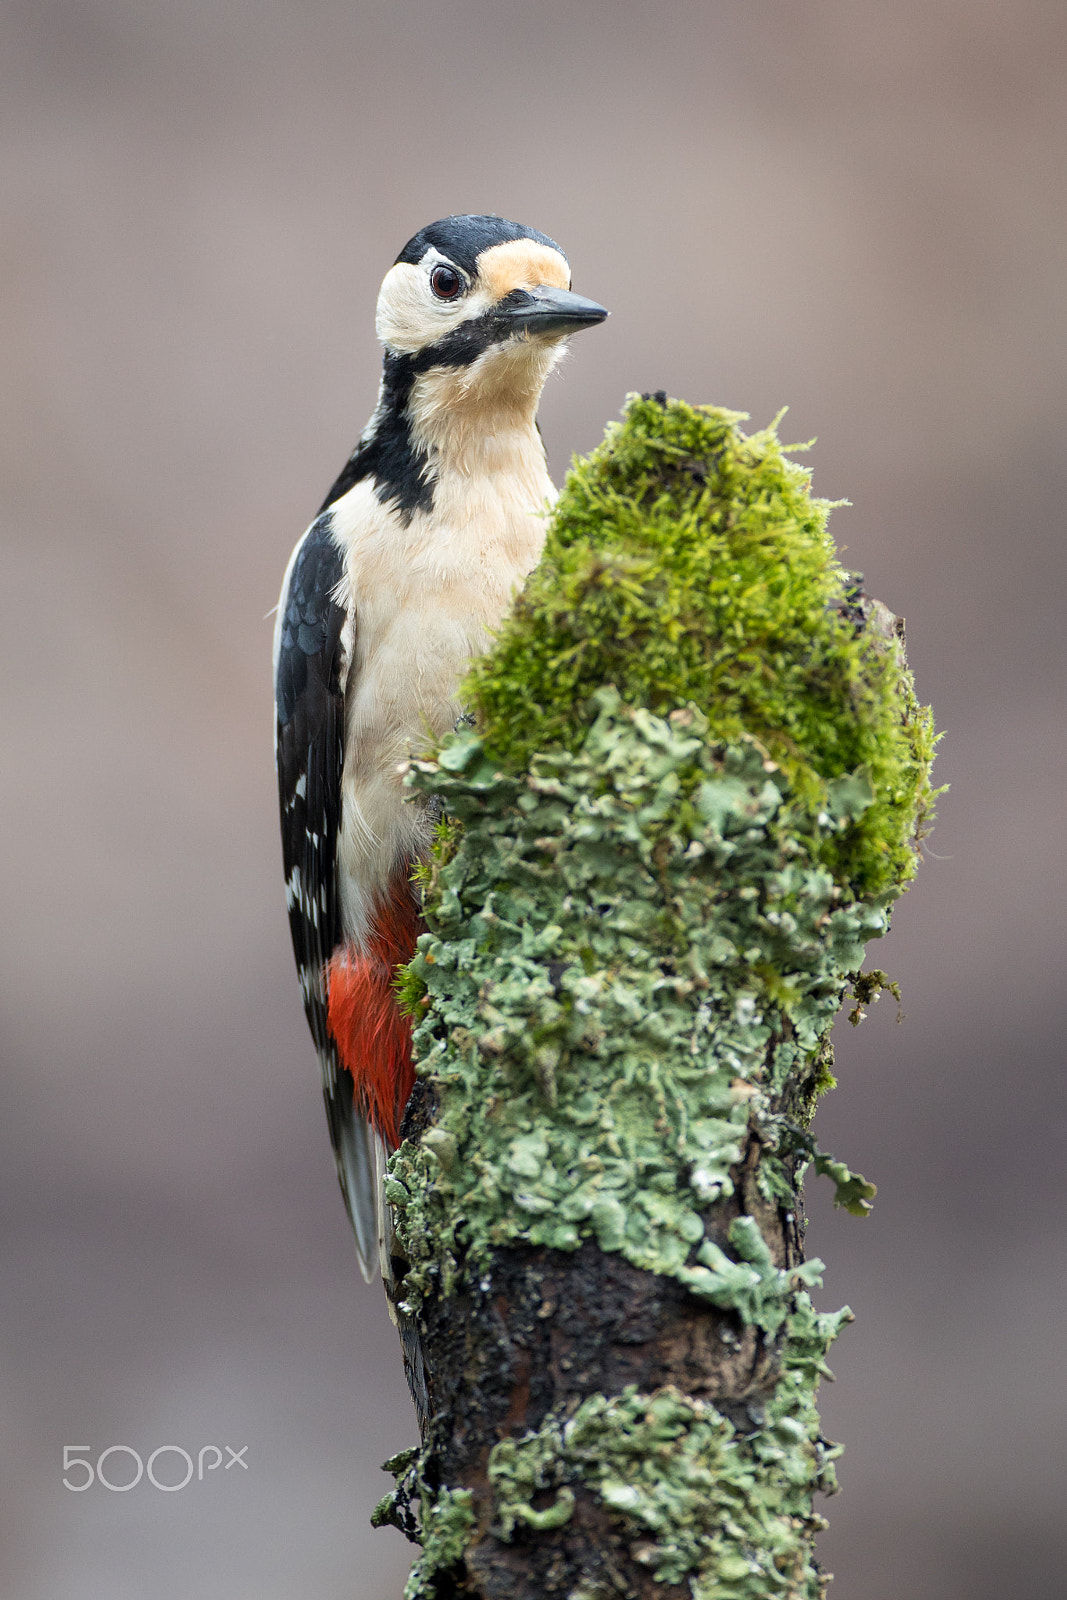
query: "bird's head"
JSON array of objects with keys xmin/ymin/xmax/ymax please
[{"xmin": 374, "ymin": 215, "xmax": 607, "ymax": 431}]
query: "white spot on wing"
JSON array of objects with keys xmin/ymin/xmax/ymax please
[{"xmin": 286, "ymin": 865, "xmax": 321, "ymax": 928}]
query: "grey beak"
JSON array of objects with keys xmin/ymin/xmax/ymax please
[{"xmin": 499, "ymin": 285, "xmax": 609, "ymax": 337}]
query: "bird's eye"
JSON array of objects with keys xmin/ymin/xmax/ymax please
[{"xmin": 430, "ymin": 265, "xmax": 463, "ymax": 301}]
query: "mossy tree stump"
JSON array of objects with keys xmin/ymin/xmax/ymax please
[{"xmin": 374, "ymin": 396, "xmax": 937, "ymax": 1599}]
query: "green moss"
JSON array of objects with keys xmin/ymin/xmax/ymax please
[
  {"xmin": 468, "ymin": 396, "xmax": 936, "ymax": 900},
  {"xmin": 846, "ymin": 967, "xmax": 902, "ymax": 1027}
]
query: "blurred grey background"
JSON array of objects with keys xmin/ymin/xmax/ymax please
[{"xmin": 2, "ymin": 1, "xmax": 1064, "ymax": 1595}]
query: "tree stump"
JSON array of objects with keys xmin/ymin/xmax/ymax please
[{"xmin": 374, "ymin": 395, "xmax": 937, "ymax": 1599}]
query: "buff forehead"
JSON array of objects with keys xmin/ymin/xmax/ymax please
[{"xmin": 475, "ymin": 240, "xmax": 571, "ymax": 300}]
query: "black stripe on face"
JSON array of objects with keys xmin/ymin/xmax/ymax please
[
  {"xmin": 395, "ymin": 214, "xmax": 565, "ymax": 277},
  {"xmin": 388, "ymin": 289, "xmax": 555, "ymax": 382}
]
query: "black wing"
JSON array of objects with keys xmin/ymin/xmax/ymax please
[{"xmin": 274, "ymin": 511, "xmax": 382, "ymax": 1276}]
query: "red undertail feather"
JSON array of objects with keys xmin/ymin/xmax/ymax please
[{"xmin": 325, "ymin": 873, "xmax": 423, "ymax": 1148}]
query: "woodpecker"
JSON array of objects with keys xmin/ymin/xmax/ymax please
[{"xmin": 273, "ymin": 215, "xmax": 607, "ymax": 1278}]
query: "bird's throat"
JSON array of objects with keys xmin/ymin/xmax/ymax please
[{"xmin": 405, "ymin": 342, "xmax": 560, "ymax": 483}]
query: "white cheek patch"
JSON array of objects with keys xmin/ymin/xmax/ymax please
[
  {"xmin": 375, "ymin": 263, "xmax": 438, "ymax": 352},
  {"xmin": 376, "ymin": 256, "xmax": 496, "ymax": 354}
]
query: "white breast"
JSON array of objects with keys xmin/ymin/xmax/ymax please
[{"xmin": 329, "ymin": 430, "xmax": 553, "ymax": 944}]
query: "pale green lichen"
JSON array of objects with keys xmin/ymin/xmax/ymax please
[
  {"xmin": 402, "ymin": 1483, "xmax": 475, "ymax": 1600},
  {"xmin": 381, "ymin": 397, "xmax": 936, "ymax": 1594},
  {"xmin": 388, "ymin": 700, "xmax": 888, "ymax": 1313}
]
